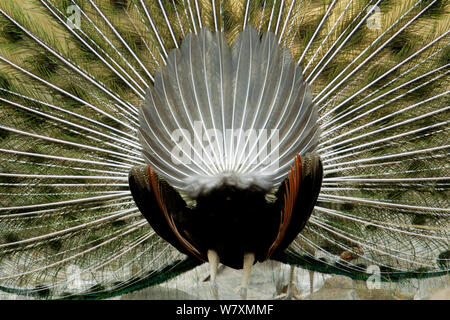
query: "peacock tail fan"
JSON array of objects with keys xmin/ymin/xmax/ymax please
[{"xmin": 0, "ymin": 0, "xmax": 448, "ymax": 299}]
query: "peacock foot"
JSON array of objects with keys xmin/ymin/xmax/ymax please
[{"xmin": 274, "ymin": 283, "xmax": 302, "ymax": 300}]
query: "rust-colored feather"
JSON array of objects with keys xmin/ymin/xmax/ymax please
[
  {"xmin": 265, "ymin": 153, "xmax": 302, "ymax": 259},
  {"xmin": 147, "ymin": 165, "xmax": 205, "ymax": 261}
]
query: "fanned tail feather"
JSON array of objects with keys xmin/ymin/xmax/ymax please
[{"xmin": 0, "ymin": 0, "xmax": 448, "ymax": 299}]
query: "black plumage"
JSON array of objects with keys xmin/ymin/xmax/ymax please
[{"xmin": 129, "ymin": 153, "xmax": 323, "ymax": 270}]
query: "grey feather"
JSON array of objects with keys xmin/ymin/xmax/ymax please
[{"xmin": 139, "ymin": 26, "xmax": 319, "ymax": 197}]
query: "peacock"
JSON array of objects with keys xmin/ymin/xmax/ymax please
[{"xmin": 0, "ymin": 0, "xmax": 448, "ymax": 300}]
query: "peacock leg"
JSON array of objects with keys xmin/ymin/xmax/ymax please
[
  {"xmin": 285, "ymin": 265, "xmax": 296, "ymax": 299},
  {"xmin": 309, "ymin": 270, "xmax": 315, "ymax": 297},
  {"xmin": 275, "ymin": 265, "xmax": 301, "ymax": 300},
  {"xmin": 239, "ymin": 252, "xmax": 255, "ymax": 300},
  {"xmin": 207, "ymin": 249, "xmax": 220, "ymax": 300}
]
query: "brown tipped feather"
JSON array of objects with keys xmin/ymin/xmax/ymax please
[
  {"xmin": 147, "ymin": 166, "xmax": 205, "ymax": 262},
  {"xmin": 266, "ymin": 153, "xmax": 303, "ymax": 259}
]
